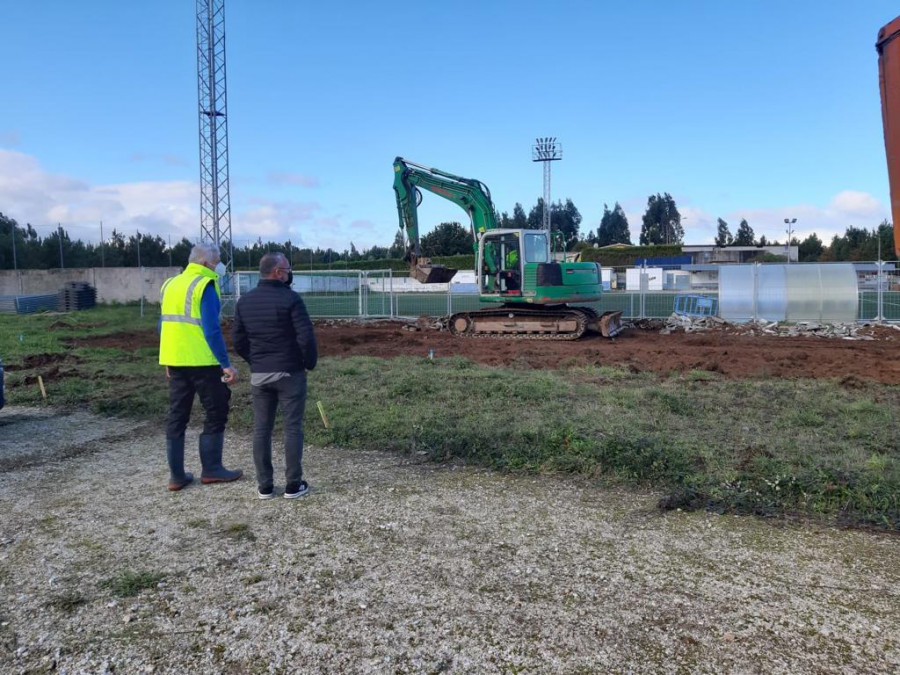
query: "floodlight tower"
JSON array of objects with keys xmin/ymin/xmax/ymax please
[
  {"xmin": 532, "ymin": 137, "xmax": 562, "ymax": 230},
  {"xmin": 196, "ymin": 0, "xmax": 234, "ymax": 279}
]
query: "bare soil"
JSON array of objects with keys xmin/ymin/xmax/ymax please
[
  {"xmin": 60, "ymin": 320, "xmax": 900, "ymax": 384},
  {"xmin": 318, "ymin": 320, "xmax": 900, "ymax": 384}
]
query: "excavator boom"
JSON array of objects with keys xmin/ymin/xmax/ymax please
[
  {"xmin": 877, "ymin": 16, "xmax": 900, "ymax": 256},
  {"xmin": 393, "ymin": 157, "xmax": 501, "ymax": 282}
]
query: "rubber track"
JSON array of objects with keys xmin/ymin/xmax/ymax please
[{"xmin": 448, "ymin": 307, "xmax": 588, "ymax": 341}]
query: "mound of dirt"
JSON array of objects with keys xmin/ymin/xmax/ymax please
[
  {"xmin": 5, "ymin": 353, "xmax": 82, "ymax": 371},
  {"xmin": 62, "ymin": 330, "xmax": 159, "ymax": 350}
]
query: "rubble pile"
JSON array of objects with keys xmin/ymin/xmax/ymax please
[{"xmin": 656, "ymin": 313, "xmax": 900, "ymax": 340}]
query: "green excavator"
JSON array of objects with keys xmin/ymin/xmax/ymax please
[{"xmin": 392, "ymin": 157, "xmax": 623, "ymax": 339}]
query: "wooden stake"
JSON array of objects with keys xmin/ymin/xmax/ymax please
[
  {"xmin": 316, "ymin": 400, "xmax": 330, "ymax": 429},
  {"xmin": 37, "ymin": 375, "xmax": 47, "ymax": 400}
]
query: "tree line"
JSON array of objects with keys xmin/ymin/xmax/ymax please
[
  {"xmin": 0, "ymin": 212, "xmax": 399, "ymax": 271},
  {"xmin": 1, "ymin": 196, "xmax": 895, "ymax": 270}
]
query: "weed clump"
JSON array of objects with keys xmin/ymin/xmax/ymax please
[
  {"xmin": 45, "ymin": 590, "xmax": 88, "ymax": 612},
  {"xmin": 103, "ymin": 571, "xmax": 165, "ymax": 597}
]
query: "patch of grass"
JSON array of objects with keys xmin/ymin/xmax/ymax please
[
  {"xmin": 685, "ymin": 369, "xmax": 719, "ymax": 382},
  {"xmin": 306, "ymin": 355, "xmax": 899, "ymax": 529},
  {"xmin": 74, "ymin": 537, "xmax": 105, "ymax": 553},
  {"xmin": 45, "ymin": 590, "xmax": 88, "ymax": 612},
  {"xmin": 252, "ymin": 599, "xmax": 279, "ymax": 615},
  {"xmin": 102, "ymin": 570, "xmax": 165, "ymax": 597},
  {"xmin": 221, "ymin": 523, "xmax": 255, "ymax": 541},
  {"xmin": 37, "ymin": 514, "xmax": 59, "ymax": 532}
]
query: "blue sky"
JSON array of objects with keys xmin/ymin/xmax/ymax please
[{"xmin": 0, "ymin": 1, "xmax": 897, "ymax": 252}]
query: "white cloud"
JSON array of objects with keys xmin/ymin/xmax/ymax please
[
  {"xmin": 0, "ymin": 149, "xmax": 197, "ymax": 241},
  {"xmin": 724, "ymin": 193, "xmax": 889, "ymax": 244},
  {"xmin": 236, "ymin": 200, "xmax": 321, "ymax": 243},
  {"xmin": 828, "ymin": 190, "xmax": 882, "ymax": 219},
  {"xmin": 0, "ymin": 150, "xmax": 410, "ymax": 251},
  {"xmin": 0, "ymin": 149, "xmax": 336, "ymax": 246},
  {"xmin": 622, "ymin": 190, "xmax": 889, "ymax": 245}
]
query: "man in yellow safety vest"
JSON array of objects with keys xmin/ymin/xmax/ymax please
[{"xmin": 159, "ymin": 242, "xmax": 243, "ymax": 491}]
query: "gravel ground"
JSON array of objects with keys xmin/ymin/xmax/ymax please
[{"xmin": 0, "ymin": 406, "xmax": 898, "ymax": 674}]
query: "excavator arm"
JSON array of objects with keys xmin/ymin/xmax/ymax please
[
  {"xmin": 393, "ymin": 157, "xmax": 499, "ymax": 281},
  {"xmin": 877, "ymin": 16, "xmax": 900, "ymax": 256}
]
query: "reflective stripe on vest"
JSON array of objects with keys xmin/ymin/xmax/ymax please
[{"xmin": 158, "ymin": 263, "xmax": 220, "ymax": 366}]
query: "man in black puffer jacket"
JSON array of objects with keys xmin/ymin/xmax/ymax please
[{"xmin": 233, "ymin": 252, "xmax": 318, "ymax": 500}]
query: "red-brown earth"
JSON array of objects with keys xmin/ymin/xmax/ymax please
[{"xmin": 52, "ymin": 320, "xmax": 900, "ymax": 384}]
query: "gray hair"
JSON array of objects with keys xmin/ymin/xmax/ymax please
[{"xmin": 188, "ymin": 242, "xmax": 221, "ymax": 266}]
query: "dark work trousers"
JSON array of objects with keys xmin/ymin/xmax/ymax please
[
  {"xmin": 166, "ymin": 366, "xmax": 231, "ymax": 439},
  {"xmin": 251, "ymin": 372, "xmax": 307, "ymax": 490}
]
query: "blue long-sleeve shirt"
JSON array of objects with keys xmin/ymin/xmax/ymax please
[
  {"xmin": 158, "ymin": 282, "xmax": 231, "ymax": 368},
  {"xmin": 200, "ymin": 284, "xmax": 231, "ymax": 368}
]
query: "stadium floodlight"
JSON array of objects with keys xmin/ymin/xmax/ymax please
[{"xmin": 531, "ymin": 137, "xmax": 563, "ymax": 230}]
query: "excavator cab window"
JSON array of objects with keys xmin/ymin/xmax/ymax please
[
  {"xmin": 499, "ymin": 234, "xmax": 521, "ymax": 292},
  {"xmin": 480, "ymin": 232, "xmax": 522, "ymax": 294},
  {"xmin": 523, "ymin": 232, "xmax": 549, "ymax": 263}
]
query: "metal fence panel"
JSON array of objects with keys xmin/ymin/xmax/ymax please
[
  {"xmin": 0, "ymin": 294, "xmax": 59, "ymax": 314},
  {"xmin": 363, "ymin": 270, "xmax": 395, "ymax": 318},
  {"xmin": 234, "ymin": 261, "xmax": 900, "ymax": 324},
  {"xmin": 236, "ymin": 270, "xmax": 364, "ymax": 317}
]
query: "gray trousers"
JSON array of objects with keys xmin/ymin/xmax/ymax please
[{"xmin": 251, "ymin": 372, "xmax": 307, "ymax": 490}]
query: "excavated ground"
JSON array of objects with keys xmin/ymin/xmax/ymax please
[
  {"xmin": 313, "ymin": 320, "xmax": 900, "ymax": 384},
  {"xmin": 58, "ymin": 319, "xmax": 900, "ymax": 384}
]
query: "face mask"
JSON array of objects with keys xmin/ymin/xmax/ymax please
[
  {"xmin": 214, "ymin": 262, "xmax": 227, "ymax": 276},
  {"xmin": 284, "ymin": 271, "xmax": 294, "ymax": 288}
]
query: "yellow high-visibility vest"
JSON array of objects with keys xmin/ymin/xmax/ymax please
[{"xmin": 158, "ymin": 263, "xmax": 221, "ymax": 366}]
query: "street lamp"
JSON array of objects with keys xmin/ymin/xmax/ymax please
[{"xmin": 784, "ymin": 218, "xmax": 796, "ymax": 263}]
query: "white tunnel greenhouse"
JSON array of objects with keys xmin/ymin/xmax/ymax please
[{"xmin": 718, "ymin": 263, "xmax": 859, "ymax": 323}]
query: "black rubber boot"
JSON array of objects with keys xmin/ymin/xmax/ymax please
[
  {"xmin": 199, "ymin": 432, "xmax": 243, "ymax": 484},
  {"xmin": 167, "ymin": 436, "xmax": 194, "ymax": 491}
]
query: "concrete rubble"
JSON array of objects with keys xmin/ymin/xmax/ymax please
[{"xmin": 652, "ymin": 313, "xmax": 900, "ymax": 339}]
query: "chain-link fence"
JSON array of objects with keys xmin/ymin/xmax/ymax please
[{"xmin": 234, "ymin": 261, "xmax": 900, "ymax": 323}]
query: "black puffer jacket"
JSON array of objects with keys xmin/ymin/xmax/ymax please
[{"xmin": 233, "ymin": 280, "xmax": 318, "ymax": 373}]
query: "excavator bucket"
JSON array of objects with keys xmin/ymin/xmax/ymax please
[
  {"xmin": 411, "ymin": 258, "xmax": 457, "ymax": 284},
  {"xmin": 596, "ymin": 310, "xmax": 624, "ymax": 338}
]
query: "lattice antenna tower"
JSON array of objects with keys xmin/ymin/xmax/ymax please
[
  {"xmin": 196, "ymin": 0, "xmax": 234, "ymax": 279},
  {"xmin": 532, "ymin": 137, "xmax": 562, "ymax": 230}
]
